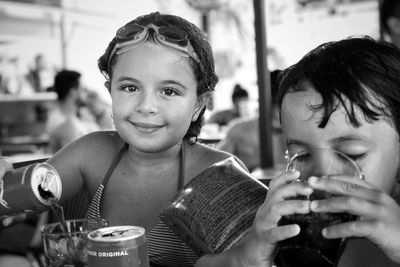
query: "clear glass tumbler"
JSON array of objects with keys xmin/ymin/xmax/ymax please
[
  {"xmin": 41, "ymin": 218, "xmax": 108, "ymax": 267},
  {"xmin": 275, "ymin": 148, "xmax": 364, "ymax": 267}
]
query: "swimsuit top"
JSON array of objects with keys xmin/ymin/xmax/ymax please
[{"xmin": 85, "ymin": 142, "xmax": 199, "ymax": 267}]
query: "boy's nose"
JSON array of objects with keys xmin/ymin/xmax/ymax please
[{"xmin": 311, "ymin": 150, "xmax": 349, "ymax": 178}]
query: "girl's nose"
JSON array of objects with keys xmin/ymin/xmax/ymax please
[{"xmin": 135, "ymin": 91, "xmax": 158, "ymax": 115}]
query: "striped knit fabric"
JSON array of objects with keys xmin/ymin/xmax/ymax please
[{"xmin": 147, "ymin": 220, "xmax": 199, "ymax": 267}]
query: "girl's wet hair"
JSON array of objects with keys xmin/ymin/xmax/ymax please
[
  {"xmin": 98, "ymin": 12, "xmax": 218, "ymax": 142},
  {"xmin": 279, "ymin": 36, "xmax": 400, "ymax": 134}
]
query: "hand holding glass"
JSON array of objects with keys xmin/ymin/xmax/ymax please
[
  {"xmin": 41, "ymin": 218, "xmax": 108, "ymax": 267},
  {"xmin": 275, "ymin": 148, "xmax": 364, "ymax": 267}
]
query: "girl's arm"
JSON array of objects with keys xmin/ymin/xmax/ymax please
[{"xmin": 47, "ymin": 131, "xmax": 120, "ymax": 202}]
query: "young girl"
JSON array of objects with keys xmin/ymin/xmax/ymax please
[
  {"xmin": 197, "ymin": 37, "xmax": 400, "ymax": 266},
  {"xmin": 0, "ymin": 12, "xmax": 239, "ymax": 267}
]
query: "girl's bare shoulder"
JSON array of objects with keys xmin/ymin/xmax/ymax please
[
  {"xmin": 191, "ymin": 142, "xmax": 232, "ymax": 162},
  {"xmin": 63, "ymin": 131, "xmax": 122, "ymax": 154},
  {"xmin": 48, "ymin": 131, "xmax": 127, "ymax": 194},
  {"xmin": 49, "ymin": 131, "xmax": 124, "ymax": 173},
  {"xmin": 185, "ymin": 142, "xmax": 237, "ymax": 178}
]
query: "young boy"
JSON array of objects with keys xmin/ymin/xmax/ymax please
[{"xmin": 197, "ymin": 36, "xmax": 400, "ymax": 267}]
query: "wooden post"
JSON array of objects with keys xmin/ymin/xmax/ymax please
[{"xmin": 253, "ymin": 0, "xmax": 274, "ymax": 168}]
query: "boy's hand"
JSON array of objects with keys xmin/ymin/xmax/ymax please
[
  {"xmin": 308, "ymin": 175, "xmax": 400, "ymax": 263},
  {"xmin": 237, "ymin": 170, "xmax": 313, "ymax": 266}
]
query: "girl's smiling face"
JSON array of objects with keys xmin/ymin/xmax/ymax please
[
  {"xmin": 281, "ymin": 86, "xmax": 400, "ymax": 196},
  {"xmin": 110, "ymin": 42, "xmax": 205, "ymax": 153}
]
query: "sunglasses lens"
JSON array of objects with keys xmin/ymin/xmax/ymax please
[
  {"xmin": 117, "ymin": 24, "xmax": 146, "ymax": 41},
  {"xmin": 158, "ymin": 26, "xmax": 188, "ymax": 46}
]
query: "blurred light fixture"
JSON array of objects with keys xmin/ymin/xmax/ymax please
[{"xmin": 185, "ymin": 0, "xmax": 228, "ymax": 12}]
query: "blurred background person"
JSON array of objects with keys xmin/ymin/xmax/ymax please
[
  {"xmin": 207, "ymin": 83, "xmax": 250, "ymax": 128},
  {"xmin": 26, "ymin": 53, "xmax": 56, "ymax": 93},
  {"xmin": 216, "ymin": 70, "xmax": 285, "ymax": 172},
  {"xmin": 46, "ymin": 69, "xmax": 101, "ymax": 153},
  {"xmin": 0, "ymin": 54, "xmax": 24, "ymax": 95},
  {"xmin": 78, "ymin": 88, "xmax": 114, "ymax": 131},
  {"xmin": 380, "ymin": 0, "xmax": 400, "ymax": 47}
]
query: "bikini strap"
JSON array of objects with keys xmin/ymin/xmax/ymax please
[
  {"xmin": 101, "ymin": 142, "xmax": 129, "ymax": 186},
  {"xmin": 177, "ymin": 141, "xmax": 185, "ymax": 190}
]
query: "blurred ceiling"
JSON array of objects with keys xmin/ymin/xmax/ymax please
[{"xmin": 0, "ymin": 1, "xmax": 61, "ymax": 43}]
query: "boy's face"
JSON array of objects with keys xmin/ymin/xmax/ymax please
[
  {"xmin": 280, "ymin": 86, "xmax": 400, "ymax": 196},
  {"xmin": 110, "ymin": 42, "xmax": 204, "ymax": 153}
]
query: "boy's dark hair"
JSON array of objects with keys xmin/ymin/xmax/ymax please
[
  {"xmin": 98, "ymin": 12, "xmax": 218, "ymax": 142},
  {"xmin": 279, "ymin": 36, "xmax": 400, "ymax": 134},
  {"xmin": 231, "ymin": 84, "xmax": 249, "ymax": 102},
  {"xmin": 270, "ymin": 69, "xmax": 282, "ymax": 106},
  {"xmin": 380, "ymin": 0, "xmax": 400, "ymax": 35},
  {"xmin": 52, "ymin": 70, "xmax": 81, "ymax": 101}
]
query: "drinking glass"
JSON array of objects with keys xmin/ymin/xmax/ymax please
[
  {"xmin": 275, "ymin": 148, "xmax": 364, "ymax": 267},
  {"xmin": 41, "ymin": 218, "xmax": 108, "ymax": 267}
]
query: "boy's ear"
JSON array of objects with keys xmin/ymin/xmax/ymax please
[{"xmin": 387, "ymin": 17, "xmax": 400, "ymax": 35}]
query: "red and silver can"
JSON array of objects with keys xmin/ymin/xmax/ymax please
[
  {"xmin": 0, "ymin": 163, "xmax": 62, "ymax": 218},
  {"xmin": 87, "ymin": 225, "xmax": 150, "ymax": 267}
]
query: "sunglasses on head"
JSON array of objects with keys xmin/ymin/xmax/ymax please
[{"xmin": 107, "ymin": 23, "xmax": 201, "ymax": 69}]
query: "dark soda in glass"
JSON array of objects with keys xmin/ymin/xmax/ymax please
[{"xmin": 275, "ymin": 211, "xmax": 355, "ymax": 267}]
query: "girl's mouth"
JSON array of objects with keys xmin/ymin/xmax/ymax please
[{"xmin": 132, "ymin": 122, "xmax": 163, "ymax": 134}]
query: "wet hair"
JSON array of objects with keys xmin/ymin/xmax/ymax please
[
  {"xmin": 270, "ymin": 69, "xmax": 282, "ymax": 106},
  {"xmin": 279, "ymin": 36, "xmax": 400, "ymax": 134},
  {"xmin": 51, "ymin": 69, "xmax": 81, "ymax": 102},
  {"xmin": 380, "ymin": 0, "xmax": 400, "ymax": 35},
  {"xmin": 98, "ymin": 12, "xmax": 218, "ymax": 142},
  {"xmin": 231, "ymin": 84, "xmax": 249, "ymax": 102}
]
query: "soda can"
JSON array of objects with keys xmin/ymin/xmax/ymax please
[
  {"xmin": 0, "ymin": 163, "xmax": 62, "ymax": 218},
  {"xmin": 87, "ymin": 225, "xmax": 150, "ymax": 267}
]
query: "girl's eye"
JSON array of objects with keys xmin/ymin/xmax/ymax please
[
  {"xmin": 121, "ymin": 85, "xmax": 138, "ymax": 93},
  {"xmin": 162, "ymin": 88, "xmax": 179, "ymax": 96}
]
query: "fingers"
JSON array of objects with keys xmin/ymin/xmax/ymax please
[
  {"xmin": 307, "ymin": 176, "xmax": 389, "ymax": 218},
  {"xmin": 267, "ymin": 171, "xmax": 313, "ymax": 202},
  {"xmin": 307, "ymin": 176, "xmax": 378, "ymax": 202},
  {"xmin": 269, "ymin": 181, "xmax": 313, "ymax": 202},
  {"xmin": 264, "ymin": 224, "xmax": 301, "ymax": 243},
  {"xmin": 257, "ymin": 170, "xmax": 313, "ymax": 226},
  {"xmin": 268, "ymin": 171, "xmax": 301, "ymax": 191},
  {"xmin": 258, "ymin": 199, "xmax": 311, "ymax": 225},
  {"xmin": 0, "ymin": 159, "xmax": 13, "ymax": 179},
  {"xmin": 322, "ymin": 220, "xmax": 377, "ymax": 239},
  {"xmin": 309, "ymin": 194, "xmax": 381, "ymax": 218},
  {"xmin": 1, "ymin": 213, "xmax": 27, "ymax": 227},
  {"xmin": 253, "ymin": 171, "xmax": 314, "ymax": 247}
]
